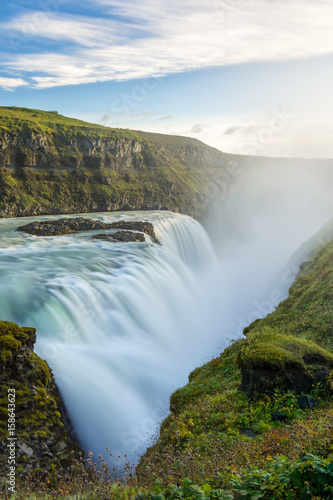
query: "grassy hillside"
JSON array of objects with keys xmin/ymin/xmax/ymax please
[
  {"xmin": 0, "ymin": 106, "xmax": 140, "ymax": 138},
  {"xmin": 0, "ymin": 106, "xmax": 241, "ymax": 219}
]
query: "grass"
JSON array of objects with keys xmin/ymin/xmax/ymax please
[{"xmin": 0, "ymin": 107, "xmax": 140, "ymax": 140}]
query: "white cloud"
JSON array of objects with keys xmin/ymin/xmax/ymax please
[
  {"xmin": 158, "ymin": 115, "xmax": 173, "ymax": 121},
  {"xmin": 3, "ymin": 11, "xmax": 146, "ymax": 48},
  {"xmin": 224, "ymin": 124, "xmax": 265, "ymax": 135},
  {"xmin": 191, "ymin": 123, "xmax": 210, "ymax": 134},
  {"xmin": 2, "ymin": 0, "xmax": 333, "ymax": 88},
  {"xmin": 0, "ymin": 77, "xmax": 28, "ymax": 91}
]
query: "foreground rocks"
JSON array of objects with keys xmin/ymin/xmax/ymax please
[
  {"xmin": 0, "ymin": 321, "xmax": 79, "ymax": 482},
  {"xmin": 17, "ymin": 217, "xmax": 160, "ymax": 244},
  {"xmin": 236, "ymin": 329, "xmax": 333, "ymax": 399}
]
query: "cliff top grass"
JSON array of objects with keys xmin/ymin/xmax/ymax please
[
  {"xmin": 0, "ymin": 106, "xmax": 218, "ymax": 154},
  {"xmin": 0, "ymin": 106, "xmax": 141, "ymax": 141}
]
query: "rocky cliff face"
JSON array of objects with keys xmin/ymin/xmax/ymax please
[
  {"xmin": 0, "ymin": 321, "xmax": 79, "ymax": 481},
  {"xmin": 0, "ymin": 130, "xmax": 143, "ymax": 170},
  {"xmin": 0, "ymin": 107, "xmax": 244, "ymax": 219}
]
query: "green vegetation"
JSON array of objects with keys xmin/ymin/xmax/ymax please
[
  {"xmin": 237, "ymin": 329, "xmax": 333, "ymax": 371},
  {"xmin": 0, "ymin": 321, "xmax": 78, "ymax": 483},
  {"xmin": 236, "ymin": 328, "xmax": 333, "ymax": 398},
  {"xmin": 0, "ymin": 106, "xmax": 240, "ymax": 219},
  {"xmin": 0, "ymin": 106, "xmax": 139, "ymax": 139}
]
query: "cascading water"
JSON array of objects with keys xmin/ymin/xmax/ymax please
[
  {"xmin": 1, "ymin": 207, "xmax": 330, "ymax": 465},
  {"xmin": 0, "ymin": 211, "xmax": 227, "ymax": 464}
]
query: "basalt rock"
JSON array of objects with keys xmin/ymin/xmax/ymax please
[
  {"xmin": 0, "ymin": 321, "xmax": 80, "ymax": 482},
  {"xmin": 93, "ymin": 231, "xmax": 146, "ymax": 243},
  {"xmin": 106, "ymin": 221, "xmax": 160, "ymax": 244},
  {"xmin": 17, "ymin": 217, "xmax": 160, "ymax": 244},
  {"xmin": 17, "ymin": 217, "xmax": 109, "ymax": 236}
]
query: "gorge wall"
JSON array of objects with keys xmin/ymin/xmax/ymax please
[{"xmin": 0, "ymin": 107, "xmax": 242, "ymax": 219}]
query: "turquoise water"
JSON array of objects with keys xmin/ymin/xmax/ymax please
[{"xmin": 0, "ymin": 211, "xmax": 224, "ymax": 463}]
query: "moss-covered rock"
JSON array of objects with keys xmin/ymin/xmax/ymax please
[
  {"xmin": 236, "ymin": 328, "xmax": 333, "ymax": 398},
  {"xmin": 0, "ymin": 321, "xmax": 79, "ymax": 483}
]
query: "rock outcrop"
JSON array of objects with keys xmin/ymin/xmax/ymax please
[
  {"xmin": 0, "ymin": 321, "xmax": 79, "ymax": 482},
  {"xmin": 93, "ymin": 231, "xmax": 146, "ymax": 243},
  {"xmin": 17, "ymin": 217, "xmax": 160, "ymax": 243},
  {"xmin": 236, "ymin": 329, "xmax": 333, "ymax": 399}
]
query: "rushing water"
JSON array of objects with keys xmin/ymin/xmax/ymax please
[{"xmin": 0, "ymin": 211, "xmax": 228, "ymax": 463}]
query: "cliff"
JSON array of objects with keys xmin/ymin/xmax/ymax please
[
  {"xmin": 0, "ymin": 106, "xmax": 241, "ymax": 219},
  {"xmin": 0, "ymin": 321, "xmax": 79, "ymax": 483}
]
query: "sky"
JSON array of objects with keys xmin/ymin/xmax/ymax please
[{"xmin": 1, "ymin": 0, "xmax": 333, "ymax": 158}]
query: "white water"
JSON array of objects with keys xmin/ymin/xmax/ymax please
[{"xmin": 0, "ymin": 211, "xmax": 227, "ymax": 464}]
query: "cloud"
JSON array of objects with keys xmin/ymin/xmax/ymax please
[
  {"xmin": 3, "ymin": 11, "xmax": 147, "ymax": 49},
  {"xmin": 100, "ymin": 114, "xmax": 111, "ymax": 123},
  {"xmin": 0, "ymin": 77, "xmax": 28, "ymax": 91},
  {"xmin": 2, "ymin": 0, "xmax": 333, "ymax": 88},
  {"xmin": 158, "ymin": 115, "xmax": 173, "ymax": 121},
  {"xmin": 191, "ymin": 123, "xmax": 210, "ymax": 134},
  {"xmin": 224, "ymin": 124, "xmax": 264, "ymax": 135}
]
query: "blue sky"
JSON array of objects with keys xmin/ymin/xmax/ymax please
[{"xmin": 1, "ymin": 0, "xmax": 333, "ymax": 157}]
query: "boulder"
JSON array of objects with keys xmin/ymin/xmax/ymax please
[{"xmin": 236, "ymin": 328, "xmax": 333, "ymax": 399}]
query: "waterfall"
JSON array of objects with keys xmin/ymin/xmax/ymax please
[{"xmin": 0, "ymin": 211, "xmax": 226, "ymax": 464}]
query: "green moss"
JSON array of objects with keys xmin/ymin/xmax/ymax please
[
  {"xmin": 0, "ymin": 321, "xmax": 35, "ymax": 362},
  {"xmin": 236, "ymin": 327, "xmax": 333, "ymax": 372},
  {"xmin": 0, "ymin": 320, "xmax": 77, "ymax": 476}
]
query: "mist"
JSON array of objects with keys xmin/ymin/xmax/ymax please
[{"xmin": 204, "ymin": 158, "xmax": 333, "ymax": 339}]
